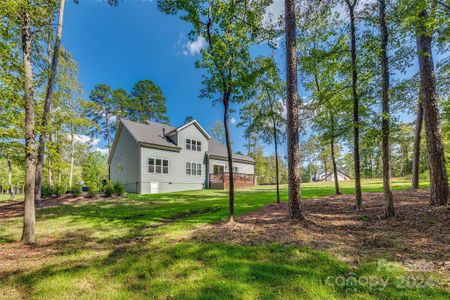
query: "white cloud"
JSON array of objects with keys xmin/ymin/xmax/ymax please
[
  {"xmin": 175, "ymin": 34, "xmax": 206, "ymax": 56},
  {"xmin": 73, "ymin": 134, "xmax": 99, "ymax": 146},
  {"xmin": 185, "ymin": 36, "xmax": 206, "ymax": 56},
  {"xmin": 230, "ymin": 117, "xmax": 237, "ymax": 125},
  {"xmin": 264, "ymin": 0, "xmax": 283, "ymax": 26},
  {"xmin": 94, "ymin": 147, "xmax": 109, "ymax": 156}
]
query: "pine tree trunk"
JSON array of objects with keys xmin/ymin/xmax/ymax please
[
  {"xmin": 35, "ymin": 0, "xmax": 66, "ymax": 205},
  {"xmin": 411, "ymin": 96, "xmax": 423, "ymax": 189},
  {"xmin": 21, "ymin": 5, "xmax": 36, "ymax": 244},
  {"xmin": 223, "ymin": 93, "xmax": 234, "ymax": 222},
  {"xmin": 285, "ymin": 0, "xmax": 302, "ymax": 219},
  {"xmin": 380, "ymin": 0, "xmax": 395, "ymax": 218},
  {"xmin": 7, "ymin": 156, "xmax": 15, "ymax": 200},
  {"xmin": 416, "ymin": 10, "xmax": 448, "ymax": 206},
  {"xmin": 348, "ymin": 2, "xmax": 363, "ymax": 209}
]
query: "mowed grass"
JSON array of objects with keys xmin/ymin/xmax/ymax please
[{"xmin": 0, "ymin": 179, "xmax": 447, "ymax": 299}]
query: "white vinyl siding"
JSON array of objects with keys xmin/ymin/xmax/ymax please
[
  {"xmin": 140, "ymin": 123, "xmax": 209, "ymax": 194},
  {"xmin": 109, "ymin": 126, "xmax": 139, "ymax": 193}
]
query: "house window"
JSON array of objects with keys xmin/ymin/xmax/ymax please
[
  {"xmin": 149, "ymin": 158, "xmax": 169, "ymax": 174},
  {"xmin": 186, "ymin": 162, "xmax": 191, "ymax": 175},
  {"xmin": 234, "ymin": 166, "xmax": 238, "ymax": 173},
  {"xmin": 186, "ymin": 162, "xmax": 202, "ymax": 176},
  {"xmin": 163, "ymin": 160, "xmax": 169, "ymax": 174},
  {"xmin": 186, "ymin": 139, "xmax": 202, "ymax": 151},
  {"xmin": 213, "ymin": 164, "xmax": 225, "ymax": 174},
  {"xmin": 148, "ymin": 158, "xmax": 154, "ymax": 173}
]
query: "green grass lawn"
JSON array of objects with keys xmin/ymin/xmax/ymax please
[
  {"xmin": 0, "ymin": 194, "xmax": 23, "ymax": 202},
  {"xmin": 1, "ymin": 179, "xmax": 447, "ymax": 299}
]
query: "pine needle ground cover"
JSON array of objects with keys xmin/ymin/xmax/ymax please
[{"xmin": 0, "ymin": 179, "xmax": 448, "ymax": 299}]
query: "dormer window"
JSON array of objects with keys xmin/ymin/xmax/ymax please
[{"xmin": 186, "ymin": 139, "xmax": 201, "ymax": 151}]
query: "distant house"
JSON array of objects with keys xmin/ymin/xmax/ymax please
[
  {"xmin": 108, "ymin": 119, "xmax": 255, "ymax": 194},
  {"xmin": 312, "ymin": 170, "xmax": 351, "ymax": 182}
]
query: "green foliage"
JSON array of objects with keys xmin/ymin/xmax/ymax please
[
  {"xmin": 103, "ymin": 180, "xmax": 115, "ymax": 197},
  {"xmin": 250, "ymin": 146, "xmax": 287, "ymax": 185},
  {"xmin": 87, "ymin": 184, "xmax": 99, "ymax": 198},
  {"xmin": 82, "ymin": 151, "xmax": 108, "ymax": 189},
  {"xmin": 41, "ymin": 184, "xmax": 66, "ymax": 198},
  {"xmin": 129, "ymin": 80, "xmax": 169, "ymax": 123},
  {"xmin": 71, "ymin": 183, "xmax": 82, "ymax": 197},
  {"xmin": 113, "ymin": 181, "xmax": 125, "ymax": 196},
  {"xmin": 239, "ymin": 57, "xmax": 286, "ymax": 148}
]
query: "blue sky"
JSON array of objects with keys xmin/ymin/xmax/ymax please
[{"xmin": 64, "ymin": 0, "xmax": 282, "ymax": 156}]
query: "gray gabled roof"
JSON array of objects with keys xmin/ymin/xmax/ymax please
[
  {"xmin": 121, "ymin": 119, "xmax": 178, "ymax": 149},
  {"xmin": 119, "ymin": 119, "xmax": 255, "ymax": 163}
]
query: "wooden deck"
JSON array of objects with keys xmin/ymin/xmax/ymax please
[{"xmin": 209, "ymin": 172, "xmax": 255, "ymax": 190}]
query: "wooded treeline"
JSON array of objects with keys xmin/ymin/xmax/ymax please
[
  {"xmin": 0, "ymin": 0, "xmax": 448, "ymax": 243},
  {"xmin": 159, "ymin": 0, "xmax": 449, "ymax": 221}
]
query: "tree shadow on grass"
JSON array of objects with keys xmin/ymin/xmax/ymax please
[{"xmin": 6, "ymin": 234, "xmax": 449, "ymax": 299}]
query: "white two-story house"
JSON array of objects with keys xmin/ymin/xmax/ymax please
[{"xmin": 108, "ymin": 119, "xmax": 256, "ymax": 194}]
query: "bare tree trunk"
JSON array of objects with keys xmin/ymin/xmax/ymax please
[
  {"xmin": 69, "ymin": 125, "xmax": 75, "ymax": 188},
  {"xmin": 416, "ymin": 9, "xmax": 448, "ymax": 206},
  {"xmin": 35, "ymin": 0, "xmax": 66, "ymax": 205},
  {"xmin": 346, "ymin": 0, "xmax": 363, "ymax": 209},
  {"xmin": 379, "ymin": 0, "xmax": 395, "ymax": 218},
  {"xmin": 285, "ymin": 0, "xmax": 302, "ymax": 220},
  {"xmin": 330, "ymin": 135, "xmax": 341, "ymax": 195},
  {"xmin": 106, "ymin": 114, "xmax": 111, "ymax": 156},
  {"xmin": 7, "ymin": 156, "xmax": 15, "ymax": 200},
  {"xmin": 411, "ymin": 96, "xmax": 423, "ymax": 189},
  {"xmin": 21, "ymin": 5, "xmax": 36, "ymax": 244},
  {"xmin": 48, "ymin": 134, "xmax": 54, "ymax": 187},
  {"xmin": 223, "ymin": 94, "xmax": 234, "ymax": 222},
  {"xmin": 266, "ymin": 89, "xmax": 280, "ymax": 203}
]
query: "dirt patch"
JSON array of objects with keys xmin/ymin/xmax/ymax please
[
  {"xmin": 0, "ymin": 194, "xmax": 121, "ymax": 218},
  {"xmin": 192, "ymin": 190, "xmax": 450, "ymax": 275}
]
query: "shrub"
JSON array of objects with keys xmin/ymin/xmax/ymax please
[
  {"xmin": 53, "ymin": 184, "xmax": 66, "ymax": 197},
  {"xmin": 113, "ymin": 181, "xmax": 125, "ymax": 196},
  {"xmin": 71, "ymin": 184, "xmax": 82, "ymax": 197},
  {"xmin": 103, "ymin": 181, "xmax": 114, "ymax": 197},
  {"xmin": 88, "ymin": 184, "xmax": 98, "ymax": 197},
  {"xmin": 41, "ymin": 184, "xmax": 53, "ymax": 197}
]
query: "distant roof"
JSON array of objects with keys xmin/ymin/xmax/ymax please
[
  {"xmin": 317, "ymin": 169, "xmax": 351, "ymax": 179},
  {"xmin": 119, "ymin": 119, "xmax": 255, "ymax": 163}
]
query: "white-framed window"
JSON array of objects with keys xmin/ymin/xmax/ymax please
[
  {"xmin": 148, "ymin": 158, "xmax": 169, "ymax": 174},
  {"xmin": 234, "ymin": 166, "xmax": 238, "ymax": 173},
  {"xmin": 186, "ymin": 162, "xmax": 191, "ymax": 175},
  {"xmin": 186, "ymin": 162, "xmax": 202, "ymax": 176},
  {"xmin": 185, "ymin": 139, "xmax": 202, "ymax": 151}
]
